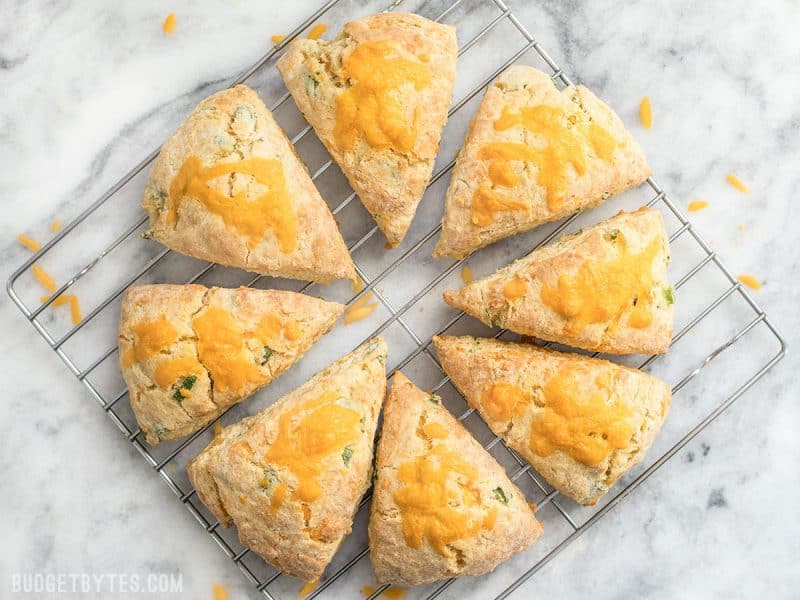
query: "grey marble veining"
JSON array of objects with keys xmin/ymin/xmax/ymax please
[{"xmin": 1, "ymin": 0, "xmax": 798, "ymax": 598}]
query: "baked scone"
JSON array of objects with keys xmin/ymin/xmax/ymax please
[
  {"xmin": 277, "ymin": 13, "xmax": 457, "ymax": 247},
  {"xmin": 188, "ymin": 338, "xmax": 387, "ymax": 581},
  {"xmin": 434, "ymin": 336, "xmax": 671, "ymax": 505},
  {"xmin": 119, "ymin": 284, "xmax": 343, "ymax": 445},
  {"xmin": 142, "ymin": 84, "xmax": 356, "ymax": 283},
  {"xmin": 368, "ymin": 372, "xmax": 543, "ymax": 585},
  {"xmin": 434, "ymin": 65, "xmax": 651, "ymax": 259},
  {"xmin": 443, "ymin": 207, "xmax": 674, "ymax": 355}
]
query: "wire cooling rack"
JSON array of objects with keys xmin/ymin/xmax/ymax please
[{"xmin": 7, "ymin": 0, "xmax": 786, "ymax": 598}]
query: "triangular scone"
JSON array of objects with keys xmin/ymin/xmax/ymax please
[
  {"xmin": 443, "ymin": 207, "xmax": 674, "ymax": 355},
  {"xmin": 434, "ymin": 65, "xmax": 651, "ymax": 258},
  {"xmin": 142, "ymin": 84, "xmax": 356, "ymax": 283},
  {"xmin": 434, "ymin": 336, "xmax": 671, "ymax": 505},
  {"xmin": 277, "ymin": 13, "xmax": 457, "ymax": 247},
  {"xmin": 119, "ymin": 284, "xmax": 344, "ymax": 445},
  {"xmin": 187, "ymin": 338, "xmax": 387, "ymax": 581},
  {"xmin": 368, "ymin": 372, "xmax": 543, "ymax": 586}
]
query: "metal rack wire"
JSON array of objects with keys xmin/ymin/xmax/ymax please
[{"xmin": 7, "ymin": 0, "xmax": 786, "ymax": 598}]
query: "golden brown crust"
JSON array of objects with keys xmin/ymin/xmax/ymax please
[
  {"xmin": 434, "ymin": 65, "xmax": 652, "ymax": 259},
  {"xmin": 142, "ymin": 84, "xmax": 356, "ymax": 283},
  {"xmin": 277, "ymin": 13, "xmax": 457, "ymax": 247},
  {"xmin": 119, "ymin": 284, "xmax": 344, "ymax": 445},
  {"xmin": 187, "ymin": 338, "xmax": 388, "ymax": 581},
  {"xmin": 368, "ymin": 372, "xmax": 543, "ymax": 585},
  {"xmin": 434, "ymin": 336, "xmax": 671, "ymax": 505},
  {"xmin": 443, "ymin": 207, "xmax": 674, "ymax": 355}
]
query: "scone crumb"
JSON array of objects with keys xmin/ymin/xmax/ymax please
[
  {"xmin": 737, "ymin": 274, "xmax": 761, "ymax": 290},
  {"xmin": 726, "ymin": 173, "xmax": 750, "ymax": 193},
  {"xmin": 162, "ymin": 13, "xmax": 176, "ymax": 35}
]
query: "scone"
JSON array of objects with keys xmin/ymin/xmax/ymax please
[
  {"xmin": 443, "ymin": 207, "xmax": 674, "ymax": 355},
  {"xmin": 119, "ymin": 284, "xmax": 343, "ymax": 445},
  {"xmin": 368, "ymin": 372, "xmax": 543, "ymax": 586},
  {"xmin": 277, "ymin": 13, "xmax": 457, "ymax": 247},
  {"xmin": 142, "ymin": 84, "xmax": 356, "ymax": 283},
  {"xmin": 434, "ymin": 65, "xmax": 651, "ymax": 259},
  {"xmin": 434, "ymin": 336, "xmax": 671, "ymax": 505},
  {"xmin": 187, "ymin": 338, "xmax": 387, "ymax": 581}
]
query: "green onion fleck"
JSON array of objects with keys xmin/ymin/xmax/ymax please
[
  {"xmin": 305, "ymin": 75, "xmax": 319, "ymax": 96},
  {"xmin": 427, "ymin": 395, "xmax": 441, "ymax": 405},
  {"xmin": 607, "ymin": 229, "xmax": 620, "ymax": 241},
  {"xmin": 663, "ymin": 286, "xmax": 675, "ymax": 305},
  {"xmin": 172, "ymin": 374, "xmax": 197, "ymax": 402},
  {"xmin": 342, "ymin": 447, "xmax": 353, "ymax": 466},
  {"xmin": 493, "ymin": 486, "xmax": 508, "ymax": 504},
  {"xmin": 261, "ymin": 346, "xmax": 273, "ymax": 365}
]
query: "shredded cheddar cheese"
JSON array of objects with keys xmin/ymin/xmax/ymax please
[
  {"xmin": 20, "ymin": 232, "xmax": 82, "ymax": 324},
  {"xmin": 726, "ymin": 173, "xmax": 750, "ymax": 193},
  {"xmin": 32, "ymin": 264, "xmax": 57, "ymax": 293},
  {"xmin": 639, "ymin": 96, "xmax": 652, "ymax": 129},
  {"xmin": 39, "ymin": 293, "xmax": 81, "ymax": 324},
  {"xmin": 17, "ymin": 234, "xmax": 42, "ymax": 252},
  {"xmin": 460, "ymin": 266, "xmax": 473, "ymax": 285},
  {"xmin": 344, "ymin": 292, "xmax": 379, "ymax": 324},
  {"xmin": 211, "ymin": 583, "xmax": 229, "ymax": 600},
  {"xmin": 40, "ymin": 295, "xmax": 68, "ymax": 307},
  {"xmin": 737, "ymin": 274, "xmax": 761, "ymax": 290},
  {"xmin": 271, "ymin": 23, "xmax": 327, "ymax": 46},
  {"xmin": 162, "ymin": 13, "xmax": 176, "ymax": 35},
  {"xmin": 362, "ymin": 585, "xmax": 407, "ymax": 598},
  {"xmin": 50, "ymin": 219, "xmax": 62, "ymax": 232},
  {"xmin": 68, "ymin": 294, "xmax": 83, "ymax": 325},
  {"xmin": 307, "ymin": 23, "xmax": 327, "ymax": 40},
  {"xmin": 214, "ymin": 422, "xmax": 223, "ymax": 437},
  {"xmin": 351, "ymin": 277, "xmax": 364, "ymax": 294},
  {"xmin": 299, "ymin": 579, "xmax": 319, "ymax": 597},
  {"xmin": 687, "ymin": 200, "xmax": 709, "ymax": 212}
]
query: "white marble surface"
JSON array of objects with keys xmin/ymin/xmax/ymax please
[{"xmin": 1, "ymin": 0, "xmax": 798, "ymax": 598}]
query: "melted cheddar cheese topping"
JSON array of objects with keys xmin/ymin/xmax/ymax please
[
  {"xmin": 122, "ymin": 316, "xmax": 178, "ymax": 367},
  {"xmin": 530, "ymin": 364, "xmax": 633, "ymax": 466},
  {"xmin": 502, "ymin": 276, "xmax": 527, "ymax": 300},
  {"xmin": 540, "ymin": 233, "xmax": 661, "ymax": 334},
  {"xmin": 266, "ymin": 391, "xmax": 361, "ymax": 508},
  {"xmin": 153, "ymin": 356, "xmax": 203, "ymax": 389},
  {"xmin": 395, "ymin": 439, "xmax": 497, "ymax": 555},
  {"xmin": 481, "ymin": 382, "xmax": 531, "ymax": 423},
  {"xmin": 124, "ymin": 308, "xmax": 300, "ymax": 397},
  {"xmin": 471, "ymin": 105, "xmax": 616, "ymax": 226},
  {"xmin": 168, "ymin": 156, "xmax": 297, "ymax": 252},
  {"xmin": 192, "ymin": 307, "xmax": 283, "ymax": 395},
  {"xmin": 333, "ymin": 40, "xmax": 431, "ymax": 154}
]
